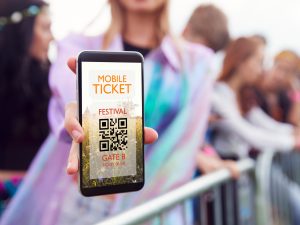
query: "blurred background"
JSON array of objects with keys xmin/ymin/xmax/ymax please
[{"xmin": 47, "ymin": 0, "xmax": 300, "ymax": 57}]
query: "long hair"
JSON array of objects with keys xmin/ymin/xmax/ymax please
[
  {"xmin": 219, "ymin": 37, "xmax": 261, "ymax": 115},
  {"xmin": 218, "ymin": 37, "xmax": 259, "ymax": 82},
  {"xmin": 0, "ymin": 0, "xmax": 49, "ymax": 97},
  {"xmin": 0, "ymin": 0, "xmax": 50, "ymax": 151},
  {"xmin": 102, "ymin": 0, "xmax": 170, "ymax": 49}
]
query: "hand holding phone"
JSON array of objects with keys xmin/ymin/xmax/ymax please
[{"xmin": 63, "ymin": 53, "xmax": 158, "ymax": 197}]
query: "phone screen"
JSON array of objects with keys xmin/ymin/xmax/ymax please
[{"xmin": 79, "ymin": 55, "xmax": 144, "ymax": 194}]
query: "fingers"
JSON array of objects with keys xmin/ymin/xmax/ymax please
[
  {"xmin": 144, "ymin": 127, "xmax": 158, "ymax": 144},
  {"xmin": 224, "ymin": 161, "xmax": 240, "ymax": 179},
  {"xmin": 67, "ymin": 140, "xmax": 79, "ymax": 175},
  {"xmin": 65, "ymin": 101, "xmax": 81, "ymax": 175},
  {"xmin": 65, "ymin": 58, "xmax": 79, "ymax": 176},
  {"xmin": 64, "ymin": 102, "xmax": 84, "ymax": 143},
  {"xmin": 65, "ymin": 126, "xmax": 157, "ymax": 175},
  {"xmin": 67, "ymin": 57, "xmax": 76, "ymax": 74}
]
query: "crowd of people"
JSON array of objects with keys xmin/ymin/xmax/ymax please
[{"xmin": 0, "ymin": 0, "xmax": 300, "ymax": 224}]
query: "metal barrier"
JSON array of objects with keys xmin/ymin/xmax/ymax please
[
  {"xmin": 256, "ymin": 151, "xmax": 300, "ymax": 225},
  {"xmin": 94, "ymin": 158, "xmax": 255, "ymax": 225}
]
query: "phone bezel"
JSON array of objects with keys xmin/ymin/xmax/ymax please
[{"xmin": 77, "ymin": 51, "xmax": 145, "ymax": 197}]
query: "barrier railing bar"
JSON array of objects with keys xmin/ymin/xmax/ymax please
[{"xmin": 95, "ymin": 158, "xmax": 255, "ymax": 225}]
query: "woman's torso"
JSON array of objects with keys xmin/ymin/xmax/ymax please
[{"xmin": 48, "ymin": 34, "xmax": 213, "ymax": 141}]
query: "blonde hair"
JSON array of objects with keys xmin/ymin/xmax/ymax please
[
  {"xmin": 102, "ymin": 0, "xmax": 170, "ymax": 49},
  {"xmin": 275, "ymin": 50, "xmax": 299, "ymax": 74}
]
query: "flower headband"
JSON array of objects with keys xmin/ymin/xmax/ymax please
[{"xmin": 0, "ymin": 5, "xmax": 42, "ymax": 31}]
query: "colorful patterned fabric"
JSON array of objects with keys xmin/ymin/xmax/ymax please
[{"xmin": 1, "ymin": 34, "xmax": 213, "ymax": 225}]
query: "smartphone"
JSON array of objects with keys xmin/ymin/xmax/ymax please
[{"xmin": 77, "ymin": 51, "xmax": 144, "ymax": 196}]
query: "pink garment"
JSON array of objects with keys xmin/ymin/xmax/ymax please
[{"xmin": 202, "ymin": 144, "xmax": 218, "ymax": 157}]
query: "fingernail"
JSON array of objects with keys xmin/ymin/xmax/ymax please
[
  {"xmin": 67, "ymin": 162, "xmax": 72, "ymax": 170},
  {"xmin": 71, "ymin": 130, "xmax": 81, "ymax": 141}
]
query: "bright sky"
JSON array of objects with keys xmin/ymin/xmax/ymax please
[{"xmin": 47, "ymin": 0, "xmax": 300, "ymax": 57}]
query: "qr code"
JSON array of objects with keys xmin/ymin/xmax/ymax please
[{"xmin": 99, "ymin": 118, "xmax": 128, "ymax": 152}]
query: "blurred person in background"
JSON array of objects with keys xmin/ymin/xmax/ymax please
[
  {"xmin": 1, "ymin": 0, "xmax": 214, "ymax": 224},
  {"xmin": 252, "ymin": 50, "xmax": 300, "ymax": 225},
  {"xmin": 182, "ymin": 6, "xmax": 241, "ymax": 224},
  {"xmin": 183, "ymin": 4, "xmax": 230, "ymax": 53},
  {"xmin": 183, "ymin": 3, "xmax": 230, "ymax": 82},
  {"xmin": 238, "ymin": 35, "xmax": 267, "ymax": 119},
  {"xmin": 254, "ymin": 50, "xmax": 300, "ymax": 126},
  {"xmin": 211, "ymin": 37, "xmax": 300, "ymax": 160},
  {"xmin": 0, "ymin": 0, "xmax": 53, "ymax": 216},
  {"xmin": 211, "ymin": 37, "xmax": 300, "ymax": 224},
  {"xmin": 182, "ymin": 4, "xmax": 238, "ymax": 177}
]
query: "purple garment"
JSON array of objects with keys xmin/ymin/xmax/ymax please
[{"xmin": 1, "ymin": 34, "xmax": 213, "ymax": 225}]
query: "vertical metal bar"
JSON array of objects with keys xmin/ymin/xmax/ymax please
[
  {"xmin": 225, "ymin": 181, "xmax": 235, "ymax": 225},
  {"xmin": 213, "ymin": 187, "xmax": 222, "ymax": 225},
  {"xmin": 180, "ymin": 202, "xmax": 188, "ymax": 225},
  {"xmin": 256, "ymin": 150, "xmax": 275, "ymax": 225},
  {"xmin": 200, "ymin": 193, "xmax": 208, "ymax": 225},
  {"xmin": 158, "ymin": 213, "xmax": 163, "ymax": 225},
  {"xmin": 271, "ymin": 167, "xmax": 279, "ymax": 224},
  {"xmin": 295, "ymin": 153, "xmax": 300, "ymax": 183},
  {"xmin": 249, "ymin": 170, "xmax": 257, "ymax": 225}
]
